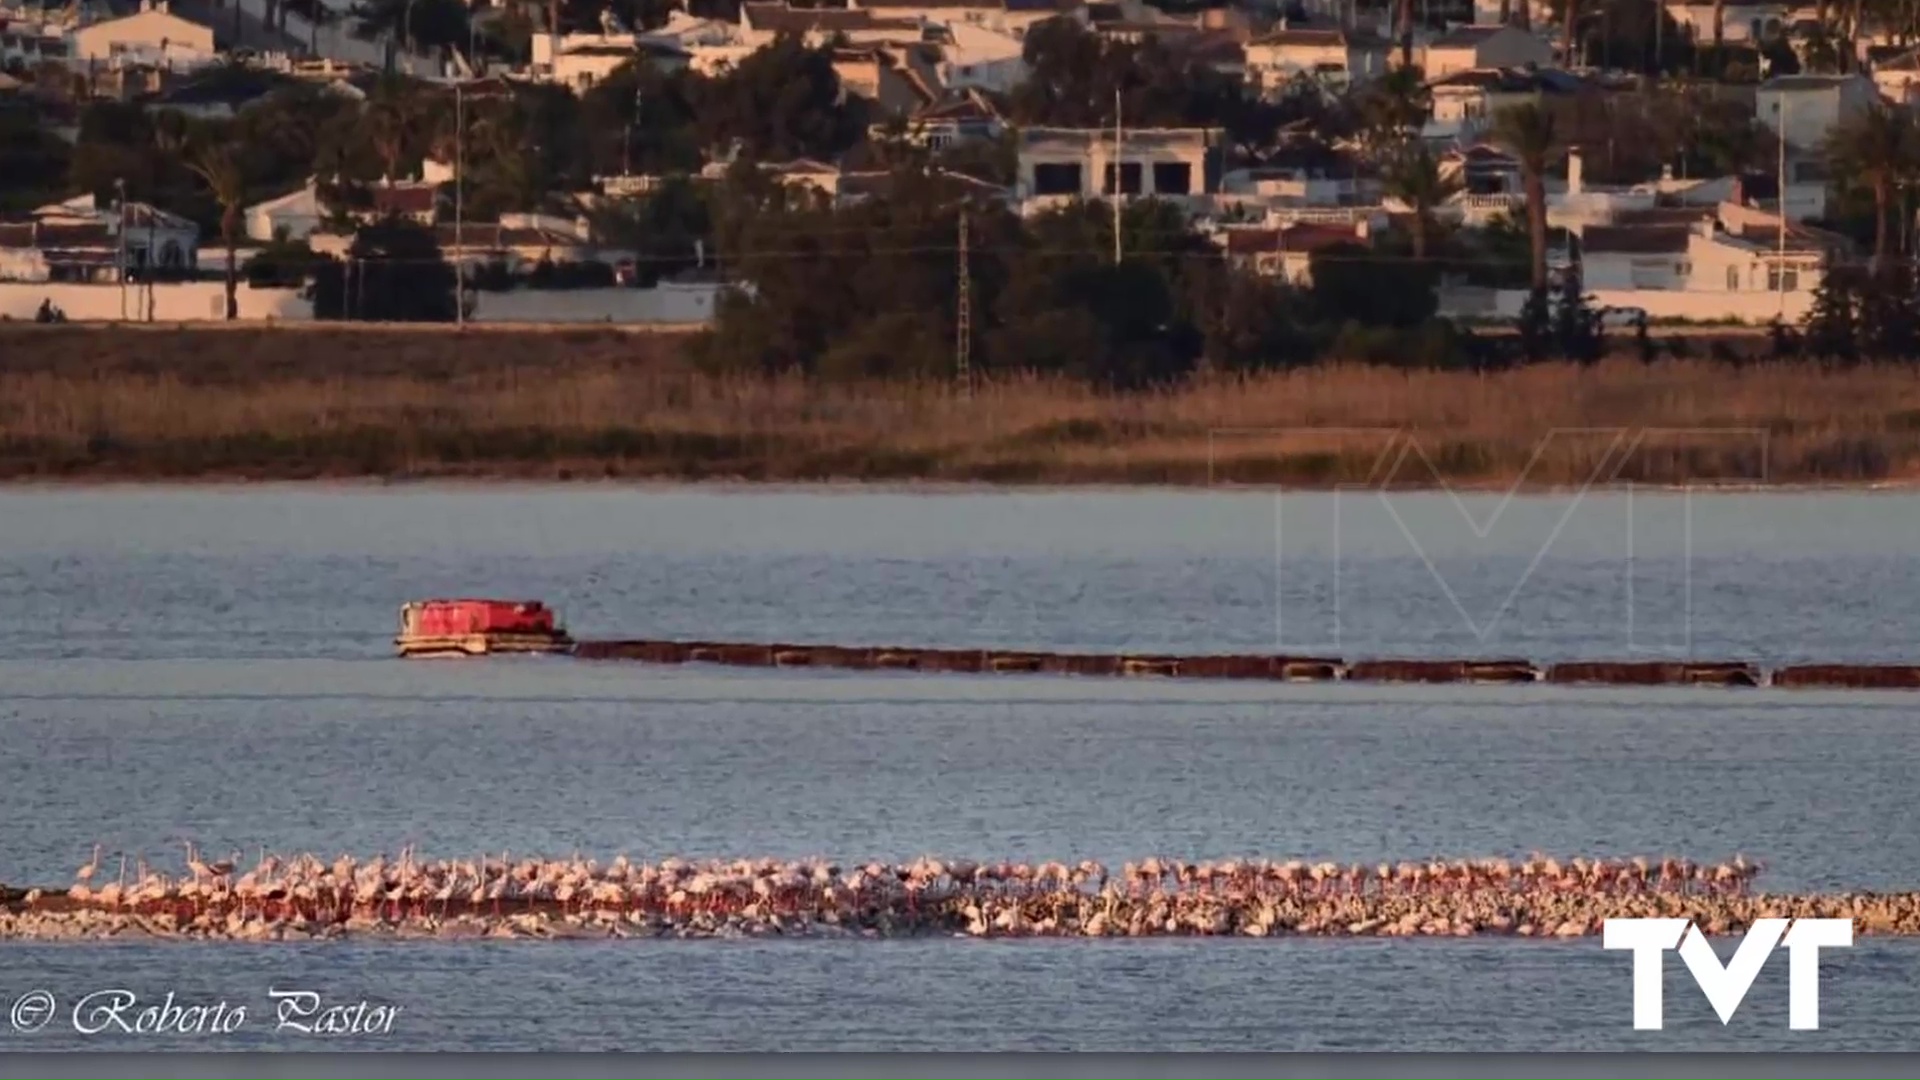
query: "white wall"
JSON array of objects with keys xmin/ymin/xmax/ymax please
[
  {"xmin": 235, "ymin": 0, "xmax": 439, "ymax": 74},
  {"xmin": 0, "ymin": 281, "xmax": 723, "ymax": 325},
  {"xmin": 467, "ymin": 283, "xmax": 722, "ymax": 325},
  {"xmin": 0, "ymin": 281, "xmax": 311, "ymax": 321},
  {"xmin": 1437, "ymin": 285, "xmax": 1812, "ymax": 323}
]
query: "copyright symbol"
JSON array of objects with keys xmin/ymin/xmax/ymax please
[{"xmin": 9, "ymin": 990, "xmax": 55, "ymax": 1033}]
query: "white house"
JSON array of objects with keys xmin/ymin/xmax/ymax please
[
  {"xmin": 244, "ymin": 176, "xmax": 441, "ymax": 242},
  {"xmin": 245, "ymin": 184, "xmax": 322, "ymax": 242},
  {"xmin": 1217, "ymin": 220, "xmax": 1371, "ymax": 285},
  {"xmin": 1016, "ymin": 127, "xmax": 1219, "ymax": 209},
  {"xmin": 1423, "ymin": 66, "xmax": 1584, "ymax": 140},
  {"xmin": 1242, "ymin": 25, "xmax": 1389, "ymax": 93},
  {"xmin": 937, "ymin": 21, "xmax": 1028, "ymax": 92},
  {"xmin": 1661, "ymin": 0, "xmax": 1790, "ymax": 43},
  {"xmin": 846, "ymin": 0, "xmax": 1084, "ymax": 37},
  {"xmin": 1871, "ymin": 45, "xmax": 1920, "ymax": 103},
  {"xmin": 70, "ymin": 0, "xmax": 217, "ymax": 67},
  {"xmin": 738, "ymin": 3, "xmax": 929, "ymax": 47},
  {"xmin": 0, "ymin": 195, "xmax": 198, "ymax": 283},
  {"xmin": 1420, "ymin": 24, "xmax": 1552, "ymax": 77},
  {"xmin": 891, "ymin": 87, "xmax": 1007, "ymax": 148},
  {"xmin": 1575, "ymin": 203, "xmax": 1850, "ymax": 321},
  {"xmin": 1470, "ymin": 0, "xmax": 1554, "ymax": 25},
  {"xmin": 1755, "ymin": 73, "xmax": 1877, "ymax": 151},
  {"xmin": 0, "ymin": 4, "xmax": 76, "ymax": 69}
]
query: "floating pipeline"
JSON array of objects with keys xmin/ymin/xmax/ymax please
[{"xmin": 566, "ymin": 638, "xmax": 1920, "ymax": 691}]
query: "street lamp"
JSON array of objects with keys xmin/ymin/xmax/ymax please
[{"xmin": 455, "ymin": 76, "xmax": 465, "ymax": 327}]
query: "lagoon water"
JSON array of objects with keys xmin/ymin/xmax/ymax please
[{"xmin": 3, "ymin": 485, "xmax": 1920, "ymax": 1051}]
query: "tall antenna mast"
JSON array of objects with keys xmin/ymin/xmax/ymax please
[
  {"xmin": 956, "ymin": 209, "xmax": 972, "ymax": 397},
  {"xmin": 1113, "ymin": 88, "xmax": 1123, "ymax": 266}
]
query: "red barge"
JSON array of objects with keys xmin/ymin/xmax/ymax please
[{"xmin": 395, "ymin": 599, "xmax": 575, "ymax": 657}]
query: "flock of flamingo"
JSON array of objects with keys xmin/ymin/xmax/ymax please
[{"xmin": 5, "ymin": 844, "xmax": 1913, "ymax": 941}]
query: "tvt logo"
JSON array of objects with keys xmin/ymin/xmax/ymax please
[{"xmin": 1603, "ymin": 918, "xmax": 1853, "ymax": 1030}]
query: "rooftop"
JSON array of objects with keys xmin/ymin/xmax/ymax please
[
  {"xmin": 1221, "ymin": 221, "xmax": 1365, "ymax": 255},
  {"xmin": 1249, "ymin": 25, "xmax": 1386, "ymax": 48},
  {"xmin": 1429, "ymin": 23, "xmax": 1523, "ymax": 48},
  {"xmin": 1759, "ymin": 73, "xmax": 1870, "ymax": 89},
  {"xmin": 1021, "ymin": 126, "xmax": 1221, "ymax": 151},
  {"xmin": 1580, "ymin": 224, "xmax": 1690, "ymax": 255},
  {"xmin": 741, "ymin": 3, "xmax": 923, "ymax": 34}
]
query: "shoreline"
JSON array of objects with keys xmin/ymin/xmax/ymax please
[{"xmin": 6, "ymin": 475, "xmax": 1920, "ymax": 493}]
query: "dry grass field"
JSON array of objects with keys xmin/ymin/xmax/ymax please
[{"xmin": 5, "ymin": 325, "xmax": 1920, "ymax": 486}]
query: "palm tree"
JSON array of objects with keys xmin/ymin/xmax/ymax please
[
  {"xmin": 1358, "ymin": 65, "xmax": 1432, "ymax": 152},
  {"xmin": 1382, "ymin": 140, "xmax": 1462, "ymax": 261},
  {"xmin": 1493, "ymin": 102, "xmax": 1559, "ymax": 292},
  {"xmin": 1394, "ymin": 0, "xmax": 1413, "ymax": 67},
  {"xmin": 1823, "ymin": 101, "xmax": 1918, "ymax": 269},
  {"xmin": 365, "ymin": 78, "xmax": 420, "ymax": 183},
  {"xmin": 186, "ymin": 141, "xmax": 247, "ymax": 321}
]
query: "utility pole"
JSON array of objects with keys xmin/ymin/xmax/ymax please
[
  {"xmin": 1112, "ymin": 88, "xmax": 1123, "ymax": 266},
  {"xmin": 114, "ymin": 178, "xmax": 127, "ymax": 320},
  {"xmin": 146, "ymin": 199, "xmax": 156, "ymax": 321},
  {"xmin": 1775, "ymin": 98, "xmax": 1787, "ymax": 318},
  {"xmin": 955, "ymin": 210, "xmax": 971, "ymax": 397},
  {"xmin": 1652, "ymin": 1, "xmax": 1662, "ymax": 75},
  {"xmin": 455, "ymin": 76, "xmax": 465, "ymax": 327}
]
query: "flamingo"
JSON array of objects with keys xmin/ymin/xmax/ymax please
[{"xmin": 76, "ymin": 844, "xmax": 102, "ymax": 886}]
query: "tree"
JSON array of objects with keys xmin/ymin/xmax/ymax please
[
  {"xmin": 350, "ymin": 0, "xmax": 472, "ymax": 51},
  {"xmin": 1803, "ymin": 263, "xmax": 1862, "ymax": 362},
  {"xmin": 588, "ymin": 176, "xmax": 713, "ymax": 285},
  {"xmin": 1493, "ymin": 103, "xmax": 1559, "ymax": 292},
  {"xmin": 1823, "ymin": 100, "xmax": 1917, "ymax": 270},
  {"xmin": 553, "ymin": 0, "xmax": 675, "ymax": 33},
  {"xmin": 689, "ymin": 35, "xmax": 868, "ymax": 162},
  {"xmin": 1309, "ymin": 241, "xmax": 1438, "ymax": 327},
  {"xmin": 0, "ymin": 108, "xmax": 70, "ymax": 214},
  {"xmin": 364, "ymin": 77, "xmax": 425, "ymax": 182},
  {"xmin": 1008, "ymin": 17, "xmax": 1247, "ymax": 133},
  {"xmin": 1381, "ymin": 140, "xmax": 1461, "ymax": 260},
  {"xmin": 1552, "ymin": 271, "xmax": 1604, "ymax": 364},
  {"xmin": 1394, "ymin": 0, "xmax": 1414, "ymax": 67},
  {"xmin": 1354, "ymin": 64, "xmax": 1431, "ymax": 151},
  {"xmin": 186, "ymin": 141, "xmax": 248, "ymax": 321},
  {"xmin": 313, "ymin": 217, "xmax": 458, "ymax": 322}
]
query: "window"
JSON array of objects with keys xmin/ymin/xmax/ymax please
[
  {"xmin": 1677, "ymin": 260, "xmax": 1691, "ymax": 277},
  {"xmin": 1768, "ymin": 267, "xmax": 1800, "ymax": 291},
  {"xmin": 1151, "ymin": 161, "xmax": 1192, "ymax": 195},
  {"xmin": 927, "ymin": 131, "xmax": 953, "ymax": 150},
  {"xmin": 1101, "ymin": 161, "xmax": 1143, "ymax": 195},
  {"xmin": 1726, "ymin": 266, "xmax": 1739, "ymax": 290},
  {"xmin": 1032, "ymin": 162, "xmax": 1081, "ymax": 195}
]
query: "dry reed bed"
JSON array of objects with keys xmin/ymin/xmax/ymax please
[{"xmin": 5, "ymin": 327, "xmax": 1920, "ymax": 484}]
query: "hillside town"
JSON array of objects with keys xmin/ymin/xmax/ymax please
[{"xmin": 2, "ymin": 0, "xmax": 1920, "ymax": 371}]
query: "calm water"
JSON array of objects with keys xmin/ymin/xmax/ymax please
[{"xmin": 2, "ymin": 485, "xmax": 1919, "ymax": 1051}]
